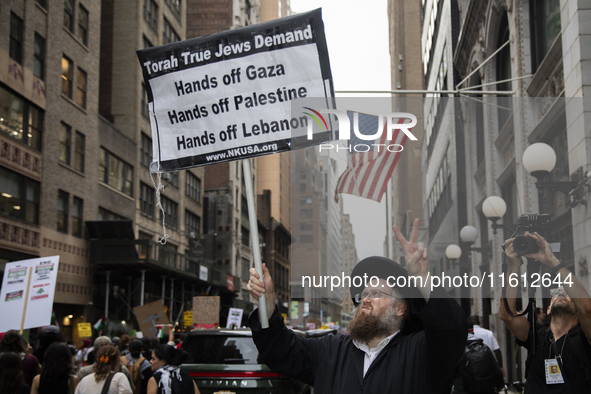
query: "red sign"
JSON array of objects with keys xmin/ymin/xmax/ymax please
[{"xmin": 226, "ymin": 275, "xmax": 234, "ymax": 292}]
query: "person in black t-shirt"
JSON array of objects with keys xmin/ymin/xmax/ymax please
[
  {"xmin": 501, "ymin": 233, "xmax": 591, "ymax": 393},
  {"xmin": 147, "ymin": 345, "xmax": 199, "ymax": 394}
]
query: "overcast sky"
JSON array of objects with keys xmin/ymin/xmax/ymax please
[{"xmin": 290, "ymin": 0, "xmax": 392, "ymax": 260}]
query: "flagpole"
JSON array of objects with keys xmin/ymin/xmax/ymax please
[
  {"xmin": 19, "ymin": 267, "xmax": 33, "ymax": 334},
  {"xmin": 242, "ymin": 159, "xmax": 269, "ymax": 328},
  {"xmin": 385, "ymin": 181, "xmax": 392, "ymax": 260}
]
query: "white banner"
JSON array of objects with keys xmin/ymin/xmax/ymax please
[
  {"xmin": 137, "ymin": 8, "xmax": 334, "ymax": 170},
  {"xmin": 226, "ymin": 307, "xmax": 243, "ymax": 328},
  {"xmin": 0, "ymin": 256, "xmax": 60, "ymax": 332}
]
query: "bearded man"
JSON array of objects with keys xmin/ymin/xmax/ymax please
[
  {"xmin": 501, "ymin": 233, "xmax": 591, "ymax": 392},
  {"xmin": 247, "ymin": 219, "xmax": 467, "ymax": 394}
]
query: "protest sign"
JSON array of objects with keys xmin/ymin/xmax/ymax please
[
  {"xmin": 225, "ymin": 308, "xmax": 243, "ymax": 328},
  {"xmin": 0, "ymin": 256, "xmax": 60, "ymax": 332},
  {"xmin": 133, "ymin": 300, "xmax": 170, "ymax": 338},
  {"xmin": 78, "ymin": 323, "xmax": 92, "ymax": 337},
  {"xmin": 193, "ymin": 296, "xmax": 220, "ymax": 328},
  {"xmin": 183, "ymin": 311, "xmax": 193, "ymax": 328},
  {"xmin": 136, "ymin": 8, "xmax": 334, "ymax": 171}
]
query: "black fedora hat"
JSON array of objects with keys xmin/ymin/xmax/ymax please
[{"xmin": 350, "ymin": 256, "xmax": 411, "ymax": 306}]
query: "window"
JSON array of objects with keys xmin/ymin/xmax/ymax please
[
  {"xmin": 10, "ymin": 13, "xmax": 23, "ymax": 64},
  {"xmin": 144, "ymin": 0, "xmax": 158, "ymax": 31},
  {"xmin": 186, "ymin": 172, "xmax": 201, "ymax": 201},
  {"xmin": 72, "ymin": 197, "xmax": 83, "ymax": 237},
  {"xmin": 185, "ymin": 210, "xmax": 200, "ymax": 236},
  {"xmin": 300, "ymin": 196, "xmax": 312, "ymax": 205},
  {"xmin": 74, "ymin": 132, "xmax": 85, "ymax": 172},
  {"xmin": 301, "ymin": 235, "xmax": 313, "ymax": 243},
  {"xmin": 300, "ymin": 184, "xmax": 306, "ymax": 193},
  {"xmin": 160, "ymin": 196, "xmax": 178, "ymax": 228},
  {"xmin": 0, "ymin": 86, "xmax": 43, "ymax": 150},
  {"xmin": 98, "ymin": 207, "xmax": 127, "ymax": 221},
  {"xmin": 64, "ymin": 0, "xmax": 75, "ymax": 32},
  {"xmin": 241, "ymin": 226, "xmax": 250, "ymax": 246},
  {"xmin": 0, "ymin": 167, "xmax": 40, "ymax": 224},
  {"xmin": 77, "ymin": 4, "xmax": 89, "ymax": 45},
  {"xmin": 530, "ymin": 0, "xmax": 561, "ymax": 72},
  {"xmin": 99, "ymin": 148, "xmax": 134, "ymax": 196},
  {"xmin": 57, "ymin": 190, "xmax": 69, "ymax": 233},
  {"xmin": 496, "ymin": 12, "xmax": 512, "ymax": 130},
  {"xmin": 60, "ymin": 122, "xmax": 72, "ymax": 165},
  {"xmin": 140, "ymin": 182, "xmax": 155, "ymax": 217},
  {"xmin": 300, "ymin": 222, "xmax": 313, "ymax": 231},
  {"xmin": 166, "ymin": 171, "xmax": 178, "ymax": 187},
  {"xmin": 163, "ymin": 18, "xmax": 180, "ymax": 44},
  {"xmin": 141, "ymin": 84, "xmax": 149, "ymax": 118},
  {"xmin": 36, "ymin": 0, "xmax": 47, "ymax": 8},
  {"xmin": 300, "ymin": 209, "xmax": 313, "ymax": 219},
  {"xmin": 143, "ymin": 35, "xmax": 153, "ymax": 49},
  {"xmin": 62, "ymin": 56, "xmax": 73, "ymax": 98},
  {"xmin": 242, "ymin": 257, "xmax": 250, "ymax": 280},
  {"xmin": 165, "ymin": 0, "xmax": 181, "ymax": 19},
  {"xmin": 300, "ymin": 172, "xmax": 306, "ymax": 180},
  {"xmin": 76, "ymin": 68, "xmax": 87, "ymax": 108},
  {"xmin": 34, "ymin": 33, "xmax": 45, "ymax": 80},
  {"xmin": 141, "ymin": 132, "xmax": 153, "ymax": 166}
]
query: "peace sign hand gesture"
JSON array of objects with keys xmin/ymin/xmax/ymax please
[{"xmin": 393, "ymin": 218, "xmax": 429, "ymax": 278}]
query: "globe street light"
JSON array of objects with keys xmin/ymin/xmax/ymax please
[
  {"xmin": 459, "ymin": 225, "xmax": 478, "ymax": 244},
  {"xmin": 522, "ymin": 142, "xmax": 556, "ymax": 181},
  {"xmin": 445, "ymin": 244, "xmax": 462, "ymax": 260},
  {"xmin": 482, "ymin": 196, "xmax": 507, "ymax": 234}
]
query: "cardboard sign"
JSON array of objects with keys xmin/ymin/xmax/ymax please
[
  {"xmin": 0, "ymin": 256, "xmax": 60, "ymax": 332},
  {"xmin": 226, "ymin": 308, "xmax": 243, "ymax": 328},
  {"xmin": 183, "ymin": 311, "xmax": 193, "ymax": 328},
  {"xmin": 193, "ymin": 296, "xmax": 220, "ymax": 326},
  {"xmin": 78, "ymin": 322, "xmax": 92, "ymax": 337},
  {"xmin": 136, "ymin": 8, "xmax": 334, "ymax": 170},
  {"xmin": 133, "ymin": 300, "xmax": 170, "ymax": 338}
]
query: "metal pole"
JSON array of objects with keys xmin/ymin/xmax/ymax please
[
  {"xmin": 242, "ymin": 159, "xmax": 269, "ymax": 328},
  {"xmin": 161, "ymin": 276, "xmax": 166, "ymax": 303},
  {"xmin": 105, "ymin": 271, "xmax": 110, "ymax": 320},
  {"xmin": 127, "ymin": 277, "xmax": 132, "ymax": 320},
  {"xmin": 140, "ymin": 270, "xmax": 146, "ymax": 306},
  {"xmin": 169, "ymin": 278, "xmax": 175, "ymax": 322},
  {"xmin": 334, "ymin": 89, "xmax": 515, "ymax": 95},
  {"xmin": 385, "ymin": 184, "xmax": 392, "ymax": 259}
]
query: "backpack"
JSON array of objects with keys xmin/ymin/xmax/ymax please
[
  {"xmin": 128, "ymin": 357, "xmax": 145, "ymax": 394},
  {"xmin": 461, "ymin": 338, "xmax": 504, "ymax": 393}
]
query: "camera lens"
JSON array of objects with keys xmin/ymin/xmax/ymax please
[{"xmin": 513, "ymin": 235, "xmax": 539, "ymax": 255}]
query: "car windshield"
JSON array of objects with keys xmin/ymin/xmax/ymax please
[{"xmin": 185, "ymin": 335, "xmax": 261, "ymax": 365}]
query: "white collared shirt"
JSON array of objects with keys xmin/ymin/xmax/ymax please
[{"xmin": 353, "ymin": 330, "xmax": 400, "ymax": 376}]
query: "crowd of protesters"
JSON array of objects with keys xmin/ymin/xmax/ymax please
[{"xmin": 0, "ymin": 326, "xmax": 199, "ymax": 394}]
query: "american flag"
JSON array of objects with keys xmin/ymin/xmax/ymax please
[{"xmin": 335, "ymin": 112, "xmax": 408, "ymax": 202}]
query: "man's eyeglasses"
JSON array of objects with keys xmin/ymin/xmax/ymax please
[
  {"xmin": 550, "ymin": 287, "xmax": 569, "ymax": 298},
  {"xmin": 354, "ymin": 289, "xmax": 394, "ymax": 304}
]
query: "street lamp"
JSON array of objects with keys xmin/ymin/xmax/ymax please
[
  {"xmin": 460, "ymin": 225, "xmax": 492, "ymax": 257},
  {"xmin": 482, "ymin": 196, "xmax": 507, "ymax": 234},
  {"xmin": 445, "ymin": 243, "xmax": 462, "ymax": 262},
  {"xmin": 522, "ymin": 142, "xmax": 590, "ymax": 207}
]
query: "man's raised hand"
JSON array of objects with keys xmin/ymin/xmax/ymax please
[
  {"xmin": 246, "ymin": 263, "xmax": 276, "ymax": 314},
  {"xmin": 393, "ymin": 218, "xmax": 428, "ymax": 277}
]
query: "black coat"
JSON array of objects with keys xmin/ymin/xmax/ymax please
[{"xmin": 250, "ymin": 288, "xmax": 467, "ymax": 394}]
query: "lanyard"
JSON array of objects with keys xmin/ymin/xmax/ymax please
[{"xmin": 549, "ymin": 334, "xmax": 567, "ymax": 377}]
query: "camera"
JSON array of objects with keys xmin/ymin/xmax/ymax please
[{"xmin": 512, "ymin": 214, "xmax": 551, "ymax": 255}]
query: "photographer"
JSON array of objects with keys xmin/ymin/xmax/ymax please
[{"xmin": 500, "ymin": 232, "xmax": 591, "ymax": 392}]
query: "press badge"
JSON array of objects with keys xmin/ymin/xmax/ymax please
[{"xmin": 545, "ymin": 359, "xmax": 564, "ymax": 384}]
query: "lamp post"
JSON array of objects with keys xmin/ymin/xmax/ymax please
[
  {"xmin": 445, "ymin": 243, "xmax": 470, "ymax": 316},
  {"xmin": 482, "ymin": 196, "xmax": 507, "ymax": 234},
  {"xmin": 445, "ymin": 244, "xmax": 462, "ymax": 262},
  {"xmin": 460, "ymin": 225, "xmax": 492, "ymax": 256}
]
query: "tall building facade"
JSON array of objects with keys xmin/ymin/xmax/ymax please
[
  {"xmin": 0, "ymin": 0, "xmax": 102, "ymax": 345},
  {"xmin": 340, "ymin": 201, "xmax": 358, "ymax": 329}
]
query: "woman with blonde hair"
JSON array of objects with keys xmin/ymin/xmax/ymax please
[{"xmin": 74, "ymin": 344, "xmax": 131, "ymax": 394}]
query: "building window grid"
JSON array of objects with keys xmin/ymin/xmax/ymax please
[
  {"xmin": 60, "ymin": 122, "xmax": 72, "ymax": 165},
  {"xmin": 163, "ymin": 18, "xmax": 180, "ymax": 44},
  {"xmin": 160, "ymin": 196, "xmax": 178, "ymax": 228},
  {"xmin": 242, "ymin": 258, "xmax": 250, "ymax": 280},
  {"xmin": 140, "ymin": 182, "xmax": 155, "ymax": 217},
  {"xmin": 77, "ymin": 4, "xmax": 89, "ymax": 45},
  {"xmin": 99, "ymin": 148, "xmax": 134, "ymax": 197},
  {"xmin": 34, "ymin": 33, "xmax": 45, "ymax": 80},
  {"xmin": 64, "ymin": 0, "xmax": 75, "ymax": 32},
  {"xmin": 76, "ymin": 67, "xmax": 87, "ymax": 108},
  {"xmin": 72, "ymin": 197, "xmax": 83, "ymax": 237},
  {"xmin": 10, "ymin": 12, "xmax": 24, "ymax": 64},
  {"xmin": 0, "ymin": 167, "xmax": 40, "ymax": 224},
  {"xmin": 141, "ymin": 84, "xmax": 149, "ymax": 118},
  {"xmin": 144, "ymin": 0, "xmax": 158, "ymax": 31},
  {"xmin": 57, "ymin": 190, "xmax": 69, "ymax": 233},
  {"xmin": 0, "ymin": 86, "xmax": 43, "ymax": 151},
  {"xmin": 241, "ymin": 226, "xmax": 250, "ymax": 247},
  {"xmin": 185, "ymin": 209, "xmax": 200, "ymax": 236},
  {"xmin": 62, "ymin": 56, "xmax": 73, "ymax": 98},
  {"xmin": 165, "ymin": 0, "xmax": 182, "ymax": 19},
  {"xmin": 186, "ymin": 172, "xmax": 201, "ymax": 202},
  {"xmin": 74, "ymin": 131, "xmax": 85, "ymax": 172},
  {"xmin": 141, "ymin": 133, "xmax": 153, "ymax": 167}
]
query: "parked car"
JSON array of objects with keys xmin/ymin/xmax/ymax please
[{"xmin": 181, "ymin": 327, "xmax": 337, "ymax": 394}]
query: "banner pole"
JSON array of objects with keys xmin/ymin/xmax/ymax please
[
  {"xmin": 385, "ymin": 184, "xmax": 392, "ymax": 260},
  {"xmin": 242, "ymin": 159, "xmax": 269, "ymax": 328},
  {"xmin": 19, "ymin": 267, "xmax": 33, "ymax": 334}
]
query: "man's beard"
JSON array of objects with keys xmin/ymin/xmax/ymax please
[
  {"xmin": 550, "ymin": 297, "xmax": 577, "ymax": 317},
  {"xmin": 348, "ymin": 302, "xmax": 402, "ymax": 344}
]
